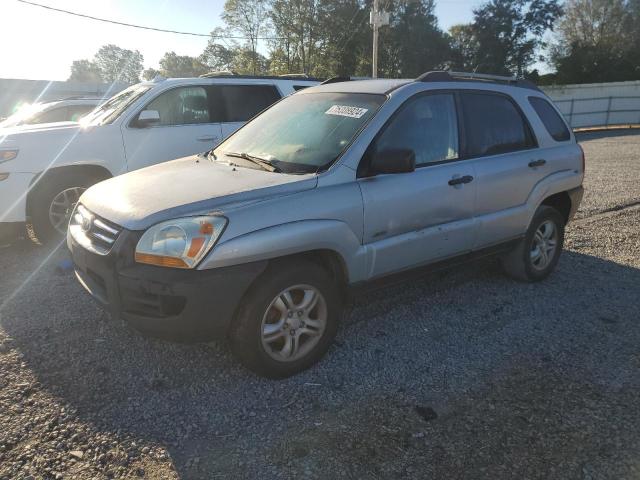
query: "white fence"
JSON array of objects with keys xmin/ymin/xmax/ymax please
[{"xmin": 542, "ymin": 80, "xmax": 640, "ymax": 129}]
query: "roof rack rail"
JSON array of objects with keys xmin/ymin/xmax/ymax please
[
  {"xmin": 200, "ymin": 71, "xmax": 238, "ymax": 78},
  {"xmin": 198, "ymin": 72, "xmax": 322, "ymax": 82},
  {"xmin": 321, "ymin": 76, "xmax": 351, "ymax": 85},
  {"xmin": 416, "ymin": 70, "xmax": 540, "ymax": 91}
]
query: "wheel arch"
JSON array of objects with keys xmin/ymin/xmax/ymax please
[
  {"xmin": 26, "ymin": 164, "xmax": 113, "ymax": 216},
  {"xmin": 540, "ymin": 191, "xmax": 572, "ymax": 224}
]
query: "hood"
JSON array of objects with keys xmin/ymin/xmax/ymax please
[
  {"xmin": 0, "ymin": 121, "xmax": 80, "ymax": 136},
  {"xmin": 81, "ymin": 155, "xmax": 318, "ymax": 230}
]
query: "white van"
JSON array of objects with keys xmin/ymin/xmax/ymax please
[{"xmin": 0, "ymin": 75, "xmax": 318, "ymax": 242}]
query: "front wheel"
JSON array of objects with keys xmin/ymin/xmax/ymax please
[
  {"xmin": 29, "ymin": 172, "xmax": 102, "ymax": 244},
  {"xmin": 501, "ymin": 205, "xmax": 565, "ymax": 282},
  {"xmin": 230, "ymin": 260, "xmax": 342, "ymax": 378}
]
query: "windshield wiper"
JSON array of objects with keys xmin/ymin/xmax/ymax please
[{"xmin": 223, "ymin": 152, "xmax": 282, "ymax": 173}]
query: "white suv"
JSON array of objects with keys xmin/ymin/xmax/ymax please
[
  {"xmin": 0, "ymin": 75, "xmax": 318, "ymax": 242},
  {"xmin": 0, "ymin": 98, "xmax": 101, "ymax": 130}
]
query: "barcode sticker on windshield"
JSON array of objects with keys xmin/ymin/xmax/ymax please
[{"xmin": 325, "ymin": 105, "xmax": 368, "ymax": 119}]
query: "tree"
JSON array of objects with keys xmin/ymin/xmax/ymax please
[
  {"xmin": 377, "ymin": 0, "xmax": 451, "ymax": 78},
  {"xmin": 142, "ymin": 68, "xmax": 161, "ymax": 80},
  {"xmin": 269, "ymin": 0, "xmax": 326, "ymax": 75},
  {"xmin": 68, "ymin": 59, "xmax": 103, "ymax": 82},
  {"xmin": 551, "ymin": 0, "xmax": 640, "ymax": 83},
  {"xmin": 157, "ymin": 51, "xmax": 209, "ymax": 78},
  {"xmin": 452, "ymin": 0, "xmax": 562, "ymax": 77},
  {"xmin": 93, "ymin": 44, "xmax": 144, "ymax": 83},
  {"xmin": 222, "ymin": 0, "xmax": 270, "ymax": 74},
  {"xmin": 448, "ymin": 24, "xmax": 479, "ymax": 71},
  {"xmin": 200, "ymin": 29, "xmax": 238, "ymax": 72},
  {"xmin": 313, "ymin": 0, "xmax": 369, "ymax": 77}
]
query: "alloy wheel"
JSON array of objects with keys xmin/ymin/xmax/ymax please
[
  {"xmin": 260, "ymin": 284, "xmax": 327, "ymax": 362},
  {"xmin": 530, "ymin": 219, "xmax": 558, "ymax": 270},
  {"xmin": 49, "ymin": 187, "xmax": 86, "ymax": 233}
]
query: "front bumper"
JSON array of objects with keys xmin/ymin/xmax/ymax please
[
  {"xmin": 69, "ymin": 226, "xmax": 267, "ymax": 342},
  {"xmin": 0, "ymin": 171, "xmax": 34, "ymax": 223}
]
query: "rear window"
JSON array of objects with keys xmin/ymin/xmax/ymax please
[
  {"xmin": 529, "ymin": 96, "xmax": 571, "ymax": 142},
  {"xmin": 213, "ymin": 85, "xmax": 281, "ymax": 123},
  {"xmin": 460, "ymin": 92, "xmax": 536, "ymax": 157}
]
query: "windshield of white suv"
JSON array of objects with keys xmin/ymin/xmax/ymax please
[
  {"xmin": 81, "ymin": 84, "xmax": 152, "ymax": 126},
  {"xmin": 213, "ymin": 92, "xmax": 385, "ymax": 173}
]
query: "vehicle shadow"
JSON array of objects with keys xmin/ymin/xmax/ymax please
[{"xmin": 1, "ymin": 244, "xmax": 639, "ymax": 479}]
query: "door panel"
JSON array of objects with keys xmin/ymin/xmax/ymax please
[
  {"xmin": 458, "ymin": 91, "xmax": 544, "ymax": 248},
  {"xmin": 358, "ymin": 92, "xmax": 477, "ymax": 279},
  {"xmin": 122, "ymin": 85, "xmax": 223, "ymax": 171},
  {"xmin": 359, "ymin": 164, "xmax": 477, "ymax": 278}
]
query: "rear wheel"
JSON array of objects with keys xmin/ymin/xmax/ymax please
[
  {"xmin": 230, "ymin": 259, "xmax": 342, "ymax": 378},
  {"xmin": 30, "ymin": 172, "xmax": 104, "ymax": 244},
  {"xmin": 501, "ymin": 205, "xmax": 565, "ymax": 282}
]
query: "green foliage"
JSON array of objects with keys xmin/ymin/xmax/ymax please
[
  {"xmin": 450, "ymin": 0, "xmax": 562, "ymax": 77},
  {"xmin": 69, "ymin": 60, "xmax": 103, "ymax": 82},
  {"xmin": 222, "ymin": 0, "xmax": 270, "ymax": 74},
  {"xmin": 93, "ymin": 44, "xmax": 144, "ymax": 83},
  {"xmin": 157, "ymin": 52, "xmax": 209, "ymax": 78},
  {"xmin": 68, "ymin": 45, "xmax": 144, "ymax": 83},
  {"xmin": 551, "ymin": 0, "xmax": 640, "ymax": 84}
]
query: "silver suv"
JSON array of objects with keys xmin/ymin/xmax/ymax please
[{"xmin": 68, "ymin": 71, "xmax": 584, "ymax": 378}]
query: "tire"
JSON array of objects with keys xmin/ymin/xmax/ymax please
[
  {"xmin": 30, "ymin": 171, "xmax": 103, "ymax": 244},
  {"xmin": 230, "ymin": 259, "xmax": 343, "ymax": 378},
  {"xmin": 501, "ymin": 205, "xmax": 565, "ymax": 282}
]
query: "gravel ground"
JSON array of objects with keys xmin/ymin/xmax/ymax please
[{"xmin": 1, "ymin": 130, "xmax": 639, "ymax": 479}]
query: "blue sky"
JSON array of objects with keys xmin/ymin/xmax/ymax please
[{"xmin": 0, "ymin": 0, "xmax": 483, "ymax": 81}]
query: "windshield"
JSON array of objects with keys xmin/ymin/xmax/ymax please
[
  {"xmin": 213, "ymin": 92, "xmax": 385, "ymax": 173},
  {"xmin": 0, "ymin": 102, "xmax": 51, "ymax": 128},
  {"xmin": 81, "ymin": 84, "xmax": 152, "ymax": 126}
]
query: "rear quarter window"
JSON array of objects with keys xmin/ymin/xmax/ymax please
[
  {"xmin": 214, "ymin": 85, "xmax": 281, "ymax": 123},
  {"xmin": 529, "ymin": 96, "xmax": 571, "ymax": 142}
]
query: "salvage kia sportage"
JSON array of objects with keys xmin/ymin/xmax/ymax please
[{"xmin": 68, "ymin": 71, "xmax": 584, "ymax": 378}]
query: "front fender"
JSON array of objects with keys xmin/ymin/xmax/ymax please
[{"xmin": 198, "ymin": 219, "xmax": 368, "ymax": 283}]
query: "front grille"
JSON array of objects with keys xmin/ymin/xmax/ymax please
[{"xmin": 70, "ymin": 204, "xmax": 122, "ymax": 255}]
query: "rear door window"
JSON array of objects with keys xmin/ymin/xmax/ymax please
[
  {"xmin": 213, "ymin": 85, "xmax": 281, "ymax": 123},
  {"xmin": 529, "ymin": 96, "xmax": 571, "ymax": 142},
  {"xmin": 460, "ymin": 92, "xmax": 535, "ymax": 157}
]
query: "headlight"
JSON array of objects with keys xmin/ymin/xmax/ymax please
[
  {"xmin": 0, "ymin": 149, "xmax": 18, "ymax": 163},
  {"xmin": 135, "ymin": 216, "xmax": 227, "ymax": 268}
]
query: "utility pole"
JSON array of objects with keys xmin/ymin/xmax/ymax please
[{"xmin": 370, "ymin": 0, "xmax": 389, "ymax": 78}]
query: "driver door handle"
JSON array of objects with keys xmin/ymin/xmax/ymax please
[
  {"xmin": 448, "ymin": 175, "xmax": 474, "ymax": 186},
  {"xmin": 528, "ymin": 159, "xmax": 546, "ymax": 168},
  {"xmin": 197, "ymin": 135, "xmax": 217, "ymax": 142}
]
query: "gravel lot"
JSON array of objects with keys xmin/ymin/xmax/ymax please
[{"xmin": 1, "ymin": 130, "xmax": 639, "ymax": 479}]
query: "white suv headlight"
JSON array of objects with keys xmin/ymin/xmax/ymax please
[{"xmin": 135, "ymin": 216, "xmax": 227, "ymax": 268}]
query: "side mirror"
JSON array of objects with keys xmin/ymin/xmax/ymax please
[
  {"xmin": 135, "ymin": 110, "xmax": 160, "ymax": 128},
  {"xmin": 368, "ymin": 148, "xmax": 416, "ymax": 176}
]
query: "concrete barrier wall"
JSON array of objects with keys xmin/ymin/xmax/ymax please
[
  {"xmin": 542, "ymin": 81, "xmax": 640, "ymax": 129},
  {"xmin": 0, "ymin": 79, "xmax": 129, "ymax": 118}
]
